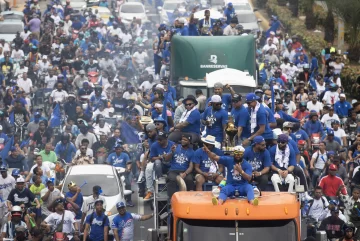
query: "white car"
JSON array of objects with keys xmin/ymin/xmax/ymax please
[
  {"xmin": 118, "ymin": 2, "xmax": 148, "ymax": 26},
  {"xmin": 61, "ymin": 165, "xmax": 131, "ymax": 225},
  {"xmin": 158, "ymin": 0, "xmax": 186, "ymax": 25}
]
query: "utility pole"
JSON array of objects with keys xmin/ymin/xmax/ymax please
[{"xmin": 337, "ymin": 19, "xmax": 345, "ymax": 52}]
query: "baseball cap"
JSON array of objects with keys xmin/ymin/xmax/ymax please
[
  {"xmin": 277, "ymin": 134, "xmax": 289, "ymax": 143},
  {"xmin": 340, "ymin": 93, "xmax": 346, "ymax": 98},
  {"xmin": 329, "ymin": 164, "xmax": 337, "ymax": 171},
  {"xmin": 253, "ymin": 136, "xmax": 264, "ymax": 144},
  {"xmin": 157, "ymin": 132, "xmax": 168, "ymax": 140},
  {"xmin": 246, "ymin": 93, "xmax": 257, "ymax": 102},
  {"xmin": 146, "ymin": 123, "xmax": 156, "ymax": 132},
  {"xmin": 16, "ymin": 177, "xmax": 25, "ymax": 183},
  {"xmin": 283, "ymin": 122, "xmax": 294, "ymax": 128},
  {"xmin": 210, "ymin": 95, "xmax": 222, "ymax": 103},
  {"xmin": 328, "ymin": 129, "xmax": 334, "ymax": 136},
  {"xmin": 116, "ymin": 201, "xmax": 126, "ymax": 209},
  {"xmin": 214, "ymin": 82, "xmax": 223, "ymax": 88},
  {"xmin": 232, "ymin": 94, "xmax": 242, "ymax": 102},
  {"xmin": 94, "ymin": 199, "xmax": 104, "ymax": 205}
]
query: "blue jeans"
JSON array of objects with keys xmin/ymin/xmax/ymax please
[{"xmin": 218, "ymin": 183, "xmax": 255, "ymax": 202}]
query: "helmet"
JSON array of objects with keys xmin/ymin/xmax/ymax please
[
  {"xmin": 262, "ymin": 84, "xmax": 270, "ymax": 91},
  {"xmin": 298, "ymin": 140, "xmax": 306, "ymax": 145},
  {"xmin": 299, "ymin": 102, "xmax": 306, "ymax": 108},
  {"xmin": 0, "ymin": 165, "xmax": 7, "ymax": 172},
  {"xmin": 12, "ymin": 168, "xmax": 20, "ymax": 176},
  {"xmin": 343, "ymin": 222, "xmax": 355, "ymax": 233},
  {"xmin": 11, "ymin": 206, "xmax": 22, "ymax": 212},
  {"xmin": 309, "ymin": 111, "xmax": 318, "ymax": 118},
  {"xmin": 61, "ymin": 133, "xmax": 70, "ymax": 142},
  {"xmin": 233, "ymin": 145, "xmax": 245, "ymax": 153}
]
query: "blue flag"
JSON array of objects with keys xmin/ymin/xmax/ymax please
[
  {"xmin": 166, "ymin": 11, "xmax": 175, "ymax": 25},
  {"xmin": 266, "ymin": 20, "xmax": 280, "ymax": 38},
  {"xmin": 9, "ymin": 112, "xmax": 14, "ymax": 125},
  {"xmin": 309, "ymin": 71, "xmax": 317, "ymax": 91},
  {"xmin": 162, "ymin": 92, "xmax": 169, "ymax": 132},
  {"xmin": 50, "ymin": 103, "xmax": 61, "ymax": 128},
  {"xmin": 270, "ymin": 83, "xmax": 275, "ymax": 113},
  {"xmin": 1, "ymin": 136, "xmax": 13, "ymax": 161},
  {"xmin": 120, "ymin": 121, "xmax": 140, "ymax": 144}
]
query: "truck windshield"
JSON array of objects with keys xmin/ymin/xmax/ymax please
[{"xmin": 177, "ymin": 219, "xmax": 297, "ymax": 241}]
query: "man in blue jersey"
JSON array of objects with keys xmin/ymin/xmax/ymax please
[
  {"xmin": 204, "ymin": 145, "xmax": 258, "ymax": 205},
  {"xmin": 84, "ymin": 199, "xmax": 109, "ymax": 241},
  {"xmin": 111, "ymin": 202, "xmax": 153, "ymax": 241}
]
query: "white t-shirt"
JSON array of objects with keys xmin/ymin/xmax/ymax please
[
  {"xmin": 50, "ymin": 90, "xmax": 68, "ymax": 103},
  {"xmin": 11, "ymin": 49, "xmax": 24, "ymax": 61},
  {"xmin": 75, "ymin": 148, "xmax": 94, "ymax": 158},
  {"xmin": 17, "ymin": 78, "xmax": 33, "ymax": 93},
  {"xmin": 1, "ymin": 221, "xmax": 27, "ymax": 238},
  {"xmin": 40, "ymin": 188, "xmax": 61, "ymax": 216},
  {"xmin": 312, "ymin": 150, "xmax": 328, "ymax": 170},
  {"xmin": 44, "ymin": 210, "xmax": 75, "ymax": 234},
  {"xmin": 45, "ymin": 76, "xmax": 58, "ymax": 89},
  {"xmin": 334, "ymin": 128, "xmax": 346, "ymax": 145},
  {"xmin": 283, "ymin": 101, "xmax": 296, "ymax": 115},
  {"xmin": 321, "ymin": 113, "xmax": 340, "ymax": 128},
  {"xmin": 308, "ymin": 197, "xmax": 329, "ymax": 221},
  {"xmin": 121, "ymin": 33, "xmax": 132, "ymax": 44},
  {"xmin": 139, "ymin": 81, "xmax": 155, "ymax": 91},
  {"xmin": 316, "ymin": 82, "xmax": 326, "ymax": 96},
  {"xmin": 30, "ymin": 164, "xmax": 51, "ymax": 176},
  {"xmin": 307, "ymin": 101, "xmax": 323, "ymax": 114},
  {"xmin": 132, "ymin": 52, "xmax": 148, "ymax": 65},
  {"xmin": 93, "ymin": 125, "xmax": 112, "ymax": 136},
  {"xmin": 93, "ymin": 108, "xmax": 110, "ymax": 118},
  {"xmin": 123, "ymin": 92, "xmax": 138, "ymax": 101},
  {"xmin": 329, "ymin": 62, "xmax": 345, "ymax": 75},
  {"xmin": 262, "ymin": 43, "xmax": 278, "ymax": 53},
  {"xmin": 323, "ymin": 91, "xmax": 339, "ymax": 105},
  {"xmin": 81, "ymin": 195, "xmax": 107, "ymax": 217},
  {"xmin": 0, "ymin": 175, "xmax": 16, "ymax": 205}
]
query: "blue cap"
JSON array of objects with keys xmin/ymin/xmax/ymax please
[
  {"xmin": 46, "ymin": 177, "xmax": 55, "ymax": 184},
  {"xmin": 228, "ymin": 2, "xmax": 233, "ymax": 6},
  {"xmin": 34, "ymin": 112, "xmax": 41, "ymax": 117},
  {"xmin": 11, "ymin": 147, "xmax": 17, "ymax": 152},
  {"xmin": 12, "ymin": 168, "xmax": 20, "ymax": 176},
  {"xmin": 328, "ymin": 129, "xmax": 334, "ymax": 136},
  {"xmin": 253, "ymin": 136, "xmax": 265, "ymax": 144},
  {"xmin": 116, "ymin": 201, "xmax": 126, "ymax": 209},
  {"xmin": 327, "ymin": 151, "xmax": 335, "ymax": 156},
  {"xmin": 246, "ymin": 93, "xmax": 257, "ymax": 102},
  {"xmin": 278, "ymin": 134, "xmax": 289, "ymax": 143}
]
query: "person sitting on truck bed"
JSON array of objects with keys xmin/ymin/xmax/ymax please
[
  {"xmin": 243, "ymin": 136, "xmax": 271, "ymax": 191},
  {"xmin": 206, "ymin": 82, "xmax": 235, "ymax": 111},
  {"xmin": 269, "ymin": 134, "xmax": 296, "ymax": 193},
  {"xmin": 204, "ymin": 145, "xmax": 258, "ymax": 206},
  {"xmin": 163, "ymin": 134, "xmax": 195, "ymax": 198},
  {"xmin": 193, "ymin": 135, "xmax": 224, "ymax": 191}
]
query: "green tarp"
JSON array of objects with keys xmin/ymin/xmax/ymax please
[{"xmin": 171, "ymin": 35, "xmax": 256, "ymax": 80}]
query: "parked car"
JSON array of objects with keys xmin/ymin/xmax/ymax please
[
  {"xmin": 118, "ymin": 2, "xmax": 148, "ymax": 26},
  {"xmin": 90, "ymin": 6, "xmax": 111, "ymax": 22},
  {"xmin": 0, "ymin": 20, "xmax": 24, "ymax": 43}
]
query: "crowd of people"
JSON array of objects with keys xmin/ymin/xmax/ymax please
[{"xmin": 0, "ymin": 0, "xmax": 357, "ymax": 240}]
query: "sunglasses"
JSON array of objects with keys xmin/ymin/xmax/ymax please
[
  {"xmin": 284, "ymin": 127, "xmax": 292, "ymax": 130},
  {"xmin": 185, "ymin": 103, "xmax": 194, "ymax": 106},
  {"xmin": 214, "ymin": 103, "xmax": 222, "ymax": 106},
  {"xmin": 277, "ymin": 141, "xmax": 287, "ymax": 144},
  {"xmin": 232, "ymin": 99, "xmax": 240, "ymax": 102}
]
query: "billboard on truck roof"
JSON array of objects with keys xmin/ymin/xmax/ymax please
[{"xmin": 171, "ymin": 35, "xmax": 256, "ymax": 80}]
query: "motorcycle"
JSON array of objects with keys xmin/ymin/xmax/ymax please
[
  {"xmin": 310, "ymin": 133, "xmax": 320, "ymax": 152},
  {"xmin": 87, "ymin": 71, "xmax": 99, "ymax": 84}
]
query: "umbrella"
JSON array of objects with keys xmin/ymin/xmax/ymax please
[{"xmin": 193, "ymin": 9, "xmax": 223, "ymax": 20}]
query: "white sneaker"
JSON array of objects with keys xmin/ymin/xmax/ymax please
[
  {"xmin": 304, "ymin": 192, "xmax": 313, "ymax": 201},
  {"xmin": 253, "ymin": 187, "xmax": 260, "ymax": 198}
]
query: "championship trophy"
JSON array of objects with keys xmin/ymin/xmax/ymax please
[{"xmin": 225, "ymin": 116, "xmax": 238, "ymax": 151}]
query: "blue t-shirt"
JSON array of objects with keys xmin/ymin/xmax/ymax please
[
  {"xmin": 269, "ymin": 144, "xmax": 297, "ymax": 170},
  {"xmin": 192, "ymin": 147, "xmax": 223, "ymax": 172},
  {"xmin": 206, "ymin": 93, "xmax": 232, "ymax": 111},
  {"xmin": 202, "ymin": 107, "xmax": 228, "ymax": 142},
  {"xmin": 334, "ymin": 100, "xmax": 352, "ymax": 118},
  {"xmin": 65, "ymin": 191, "xmax": 83, "ymax": 219},
  {"xmin": 243, "ymin": 146, "xmax": 271, "ymax": 172},
  {"xmin": 181, "ymin": 109, "xmax": 201, "ymax": 134},
  {"xmin": 54, "ymin": 142, "xmax": 77, "ymax": 163},
  {"xmin": 170, "ymin": 145, "xmax": 194, "ymax": 171},
  {"xmin": 224, "ymin": 7, "xmax": 235, "ymax": 24},
  {"xmin": 111, "ymin": 212, "xmax": 141, "ymax": 240},
  {"xmin": 303, "ymin": 120, "xmax": 324, "ymax": 136},
  {"xmin": 236, "ymin": 106, "xmax": 251, "ymax": 139},
  {"xmin": 248, "ymin": 104, "xmax": 273, "ymax": 140},
  {"xmin": 293, "ymin": 129, "xmax": 309, "ymax": 142},
  {"xmin": 218, "ymin": 156, "xmax": 252, "ymax": 185},
  {"xmin": 85, "ymin": 212, "xmax": 110, "ymax": 241},
  {"xmin": 107, "ymin": 152, "xmax": 130, "ymax": 168},
  {"xmin": 150, "ymin": 140, "xmax": 175, "ymax": 159}
]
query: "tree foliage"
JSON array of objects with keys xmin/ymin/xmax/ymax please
[
  {"xmin": 326, "ymin": 0, "xmax": 360, "ymax": 60},
  {"xmin": 324, "ymin": 9, "xmax": 335, "ymax": 43}
]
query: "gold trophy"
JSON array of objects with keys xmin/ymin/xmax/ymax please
[{"xmin": 225, "ymin": 116, "xmax": 238, "ymax": 150}]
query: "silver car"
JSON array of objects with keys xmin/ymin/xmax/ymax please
[
  {"xmin": 0, "ymin": 20, "xmax": 24, "ymax": 43},
  {"xmin": 118, "ymin": 2, "xmax": 148, "ymax": 26},
  {"xmin": 0, "ymin": 11, "xmax": 24, "ymax": 21}
]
